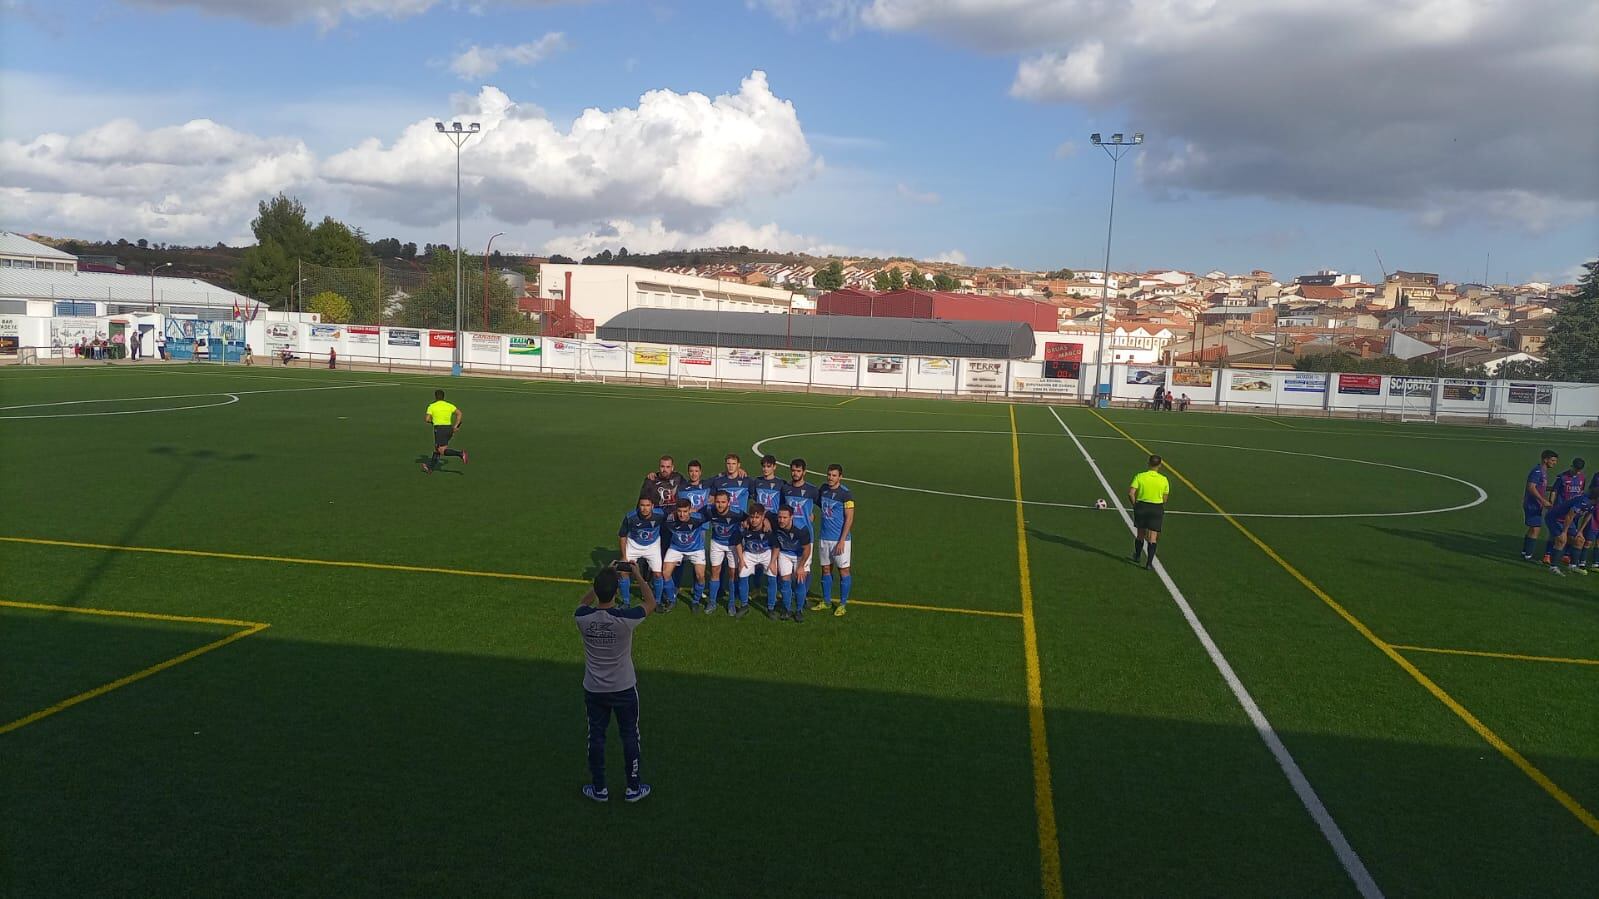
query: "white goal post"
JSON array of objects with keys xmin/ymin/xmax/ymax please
[{"xmin": 675, "ymin": 373, "xmax": 714, "ymax": 389}]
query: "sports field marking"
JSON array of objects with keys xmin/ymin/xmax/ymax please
[
  {"xmin": 0, "ymin": 393, "xmax": 241, "ymax": 419},
  {"xmin": 0, "ymin": 599, "xmax": 269, "ymax": 736},
  {"xmin": 1008, "ymin": 406, "xmax": 1063, "ymax": 899},
  {"xmin": 1253, "ymin": 414, "xmax": 1298, "ymax": 429},
  {"xmin": 1390, "ymin": 644, "xmax": 1599, "ymax": 667},
  {"xmin": 0, "ymin": 536, "xmax": 1012, "ymax": 620},
  {"xmin": 836, "ymin": 396, "xmax": 860, "ymax": 406},
  {"xmin": 752, "ymin": 429, "xmax": 1487, "ymax": 520},
  {"xmin": 1047, "ymin": 406, "xmax": 1382, "ymax": 897},
  {"xmin": 1085, "ymin": 407, "xmax": 1599, "ymax": 840},
  {"xmin": 1098, "ymin": 414, "xmax": 1551, "ymax": 446}
]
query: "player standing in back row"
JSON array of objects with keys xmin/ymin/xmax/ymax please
[
  {"xmin": 812, "ymin": 464, "xmax": 855, "ymax": 617},
  {"xmin": 1522, "ymin": 449, "xmax": 1558, "ymax": 561},
  {"xmin": 422, "ymin": 389, "xmax": 468, "ymax": 473},
  {"xmin": 780, "ymin": 458, "xmax": 821, "ymax": 602}
]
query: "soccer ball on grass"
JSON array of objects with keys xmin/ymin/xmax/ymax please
[{"xmin": 1093, "ymin": 499, "xmax": 1108, "ymax": 510}]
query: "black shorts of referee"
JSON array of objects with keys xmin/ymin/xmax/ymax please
[
  {"xmin": 1133, "ymin": 501, "xmax": 1165, "ymax": 533},
  {"xmin": 433, "ymin": 425, "xmax": 455, "ymax": 448}
]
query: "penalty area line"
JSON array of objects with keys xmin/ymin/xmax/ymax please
[{"xmin": 1048, "ymin": 405, "xmax": 1383, "ymax": 898}]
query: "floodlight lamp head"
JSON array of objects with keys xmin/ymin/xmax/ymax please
[
  {"xmin": 1111, "ymin": 133, "xmax": 1124, "ymax": 143},
  {"xmin": 470, "ymin": 123, "xmax": 481, "ymax": 131},
  {"xmin": 1090, "ymin": 133, "xmax": 1102, "ymax": 145},
  {"xmin": 1133, "ymin": 132, "xmax": 1144, "ymax": 144},
  {"xmin": 452, "ymin": 122, "xmax": 463, "ymax": 131},
  {"xmin": 435, "ymin": 122, "xmax": 446, "ymax": 132}
]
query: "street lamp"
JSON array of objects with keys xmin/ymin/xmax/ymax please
[
  {"xmin": 435, "ymin": 120, "xmax": 481, "ymax": 376},
  {"xmin": 1087, "ymin": 131, "xmax": 1143, "ymax": 404},
  {"xmin": 483, "ymin": 231, "xmax": 505, "ymax": 332},
  {"xmin": 150, "ymin": 261, "xmax": 174, "ymax": 311}
]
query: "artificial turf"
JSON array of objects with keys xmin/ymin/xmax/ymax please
[{"xmin": 1, "ymin": 363, "xmax": 1595, "ymax": 896}]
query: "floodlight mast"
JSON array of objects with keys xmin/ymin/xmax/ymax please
[
  {"xmin": 1087, "ymin": 131, "xmax": 1144, "ymax": 404},
  {"xmin": 434, "ymin": 121, "xmax": 482, "ymax": 375}
]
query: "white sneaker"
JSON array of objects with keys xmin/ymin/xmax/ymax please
[
  {"xmin": 1550, "ymin": 566, "xmax": 1566, "ymax": 576},
  {"xmin": 1569, "ymin": 566, "xmax": 1588, "ymax": 576}
]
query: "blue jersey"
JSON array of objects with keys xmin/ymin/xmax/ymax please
[
  {"xmin": 663, "ymin": 512, "xmax": 709, "ymax": 551},
  {"xmin": 1547, "ymin": 493, "xmax": 1593, "ymax": 524},
  {"xmin": 678, "ymin": 480, "xmax": 711, "ymax": 513},
  {"xmin": 781, "ymin": 480, "xmax": 821, "ymax": 525},
  {"xmin": 741, "ymin": 522, "xmax": 773, "ymax": 553},
  {"xmin": 752, "ymin": 476, "xmax": 785, "ymax": 516},
  {"xmin": 819, "ymin": 483, "xmax": 854, "ymax": 542},
  {"xmin": 618, "ymin": 508, "xmax": 667, "ymax": 546},
  {"xmin": 1555, "ymin": 470, "xmax": 1586, "ymax": 502},
  {"xmin": 708, "ymin": 473, "xmax": 752, "ymax": 511},
  {"xmin": 706, "ymin": 509, "xmax": 746, "ymax": 547},
  {"xmin": 1525, "ymin": 465, "xmax": 1550, "ymax": 510},
  {"xmin": 772, "ymin": 522, "xmax": 812, "ymax": 557}
]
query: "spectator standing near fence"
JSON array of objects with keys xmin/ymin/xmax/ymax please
[
  {"xmin": 576, "ymin": 562, "xmax": 655, "ymax": 803},
  {"xmin": 328, "ymin": 347, "xmax": 337, "ymax": 370},
  {"xmin": 156, "ymin": 334, "xmax": 166, "ymax": 360}
]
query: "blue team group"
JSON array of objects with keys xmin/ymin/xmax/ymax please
[
  {"xmin": 616, "ymin": 452, "xmax": 856, "ymax": 620},
  {"xmin": 1522, "ymin": 448, "xmax": 1599, "ymax": 576}
]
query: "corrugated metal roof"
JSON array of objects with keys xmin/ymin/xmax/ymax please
[
  {"xmin": 0, "ymin": 268, "xmax": 252, "ymax": 307},
  {"xmin": 0, "ymin": 232, "xmax": 76, "ymax": 260},
  {"xmin": 597, "ymin": 308, "xmax": 1034, "ymax": 359}
]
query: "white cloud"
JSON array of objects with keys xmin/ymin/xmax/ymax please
[
  {"xmin": 450, "ymin": 33, "xmax": 567, "ymax": 80},
  {"xmin": 542, "ymin": 217, "xmax": 866, "ymax": 258},
  {"xmin": 121, "ymin": 0, "xmax": 574, "ymax": 27},
  {"xmin": 930, "ymin": 249, "xmax": 967, "ymax": 264},
  {"xmin": 1052, "ymin": 140, "xmax": 1078, "ymax": 160},
  {"xmin": 896, "ymin": 182, "xmax": 940, "ymax": 204},
  {"xmin": 762, "ymin": 0, "xmax": 1599, "ymax": 232}
]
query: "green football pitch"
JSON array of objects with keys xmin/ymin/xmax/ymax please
[{"xmin": 2, "ymin": 364, "xmax": 1596, "ymax": 897}]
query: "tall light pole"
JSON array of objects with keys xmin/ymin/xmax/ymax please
[
  {"xmin": 150, "ymin": 261, "xmax": 173, "ymax": 311},
  {"xmin": 435, "ymin": 120, "xmax": 481, "ymax": 376},
  {"xmin": 1088, "ymin": 131, "xmax": 1143, "ymax": 405},
  {"xmin": 483, "ymin": 231, "xmax": 505, "ymax": 332}
]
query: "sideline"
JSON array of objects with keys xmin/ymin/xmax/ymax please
[{"xmin": 1390, "ymin": 644, "xmax": 1599, "ymax": 667}]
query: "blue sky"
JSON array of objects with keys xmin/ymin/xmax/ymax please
[{"xmin": 2, "ymin": 0, "xmax": 1595, "ymax": 284}]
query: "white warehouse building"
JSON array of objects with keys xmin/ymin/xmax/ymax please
[{"xmin": 535, "ymin": 264, "xmax": 808, "ymax": 336}]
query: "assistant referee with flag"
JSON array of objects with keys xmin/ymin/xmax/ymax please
[{"xmin": 1129, "ymin": 454, "xmax": 1170, "ymax": 570}]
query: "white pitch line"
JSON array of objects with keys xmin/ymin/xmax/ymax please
[
  {"xmin": 1045, "ymin": 405, "xmax": 1383, "ymax": 899},
  {"xmin": 750, "ymin": 428, "xmax": 1488, "ymax": 520},
  {"xmin": 0, "ymin": 394, "xmax": 241, "ymax": 420},
  {"xmin": 0, "ymin": 381, "xmax": 390, "ymax": 412}
]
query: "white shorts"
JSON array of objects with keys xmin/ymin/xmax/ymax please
[
  {"xmin": 663, "ymin": 546, "xmax": 706, "ymax": 567},
  {"xmin": 709, "ymin": 542, "xmax": 738, "ymax": 569},
  {"xmin": 739, "ymin": 548, "xmax": 771, "ymax": 577},
  {"xmin": 818, "ymin": 536, "xmax": 852, "ymax": 568},
  {"xmin": 623, "ymin": 540, "xmax": 661, "ymax": 571},
  {"xmin": 775, "ymin": 552, "xmax": 807, "ymax": 578}
]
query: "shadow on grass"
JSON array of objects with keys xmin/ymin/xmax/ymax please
[
  {"xmin": 1026, "ymin": 526, "xmax": 1131, "ymax": 565},
  {"xmin": 412, "ymin": 454, "xmax": 463, "ymax": 475},
  {"xmin": 1367, "ymin": 525, "xmax": 1599, "ymax": 614}
]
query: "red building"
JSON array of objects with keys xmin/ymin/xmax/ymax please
[{"xmin": 816, "ymin": 288, "xmax": 1057, "ymax": 332}]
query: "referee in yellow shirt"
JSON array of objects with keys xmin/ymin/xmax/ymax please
[
  {"xmin": 1128, "ymin": 454, "xmax": 1170, "ymax": 569},
  {"xmin": 422, "ymin": 389, "xmax": 468, "ymax": 474}
]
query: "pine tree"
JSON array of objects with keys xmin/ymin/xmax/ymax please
[{"xmin": 1541, "ymin": 257, "xmax": 1599, "ymax": 383}]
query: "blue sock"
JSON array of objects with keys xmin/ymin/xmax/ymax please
[
  {"xmin": 782, "ymin": 578, "xmax": 796, "ymax": 612},
  {"xmin": 1522, "ymin": 536, "xmax": 1535, "ymax": 556},
  {"xmin": 841, "ymin": 574, "xmax": 852, "ymax": 603},
  {"xmin": 766, "ymin": 573, "xmax": 779, "ymax": 610},
  {"xmin": 707, "ymin": 573, "xmax": 721, "ymax": 604},
  {"xmin": 653, "ymin": 576, "xmax": 665, "ymax": 603},
  {"xmin": 1545, "ymin": 540, "xmax": 1555, "ymax": 557},
  {"xmin": 737, "ymin": 575, "xmax": 750, "ymax": 605},
  {"xmin": 692, "ymin": 578, "xmax": 705, "ymax": 605},
  {"xmin": 822, "ymin": 573, "xmax": 834, "ymax": 604},
  {"xmin": 618, "ymin": 575, "xmax": 631, "ymax": 607}
]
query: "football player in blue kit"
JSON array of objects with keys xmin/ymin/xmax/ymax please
[{"xmin": 616, "ymin": 497, "xmax": 667, "ymax": 606}]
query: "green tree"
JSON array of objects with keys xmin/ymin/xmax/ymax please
[
  {"xmin": 907, "ymin": 269, "xmax": 930, "ymax": 289},
  {"xmin": 872, "ymin": 270, "xmax": 893, "ymax": 291},
  {"xmin": 306, "ymin": 290, "xmax": 354, "ymax": 323},
  {"xmin": 1540, "ymin": 257, "xmax": 1599, "ymax": 382},
  {"xmin": 236, "ymin": 240, "xmax": 294, "ymax": 307},
  {"xmin": 814, "ymin": 260, "xmax": 845, "ymax": 291},
  {"xmin": 887, "ymin": 268, "xmax": 905, "ymax": 290},
  {"xmin": 933, "ymin": 272, "xmax": 958, "ymax": 291},
  {"xmin": 251, "ymin": 193, "xmax": 313, "ymax": 259},
  {"xmin": 395, "ymin": 248, "xmax": 532, "ymax": 333},
  {"xmin": 309, "ymin": 218, "xmax": 368, "ymax": 267}
]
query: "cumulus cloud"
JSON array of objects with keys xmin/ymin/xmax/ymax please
[
  {"xmin": 322, "ymin": 71, "xmax": 815, "ymax": 229},
  {"xmin": 542, "ymin": 217, "xmax": 865, "ymax": 258},
  {"xmin": 896, "ymin": 182, "xmax": 939, "ymax": 204},
  {"xmin": 450, "ymin": 33, "xmax": 566, "ymax": 80},
  {"xmin": 121, "ymin": 0, "xmax": 571, "ymax": 27},
  {"xmin": 930, "ymin": 249, "xmax": 967, "ymax": 264},
  {"xmin": 764, "ymin": 0, "xmax": 1599, "ymax": 232}
]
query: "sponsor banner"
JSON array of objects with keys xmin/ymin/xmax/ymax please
[
  {"xmin": 388, "ymin": 328, "xmax": 420, "ymax": 347},
  {"xmin": 0, "ymin": 317, "xmax": 17, "ymax": 355},
  {"xmin": 818, "ymin": 353, "xmax": 857, "ymax": 373},
  {"xmin": 866, "ymin": 355, "xmax": 904, "ymax": 375},
  {"xmin": 772, "ymin": 351, "xmax": 808, "ymax": 370},
  {"xmin": 1229, "ymin": 373, "xmax": 1272, "ymax": 392},
  {"xmin": 470, "ymin": 332, "xmax": 501, "ymax": 353},
  {"xmin": 1337, "ymin": 373, "xmax": 1381, "ymax": 395},
  {"xmin": 722, "ymin": 348, "xmax": 761, "ymax": 368},
  {"xmin": 587, "ymin": 342, "xmax": 625, "ymax": 367},
  {"xmin": 633, "ymin": 346, "xmax": 670, "ymax": 367},
  {"xmin": 1442, "ymin": 378, "xmax": 1487, "ymax": 402},
  {"xmin": 347, "ymin": 325, "xmax": 380, "ymax": 344},
  {"xmin": 1284, "ymin": 373, "xmax": 1327, "ymax": 393},
  {"xmin": 1125, "ymin": 366, "xmax": 1167, "ymax": 386},
  {"xmin": 264, "ymin": 321, "xmax": 297, "ymax": 350},
  {"xmin": 1508, "ymin": 382, "xmax": 1553, "ymax": 405},
  {"xmin": 918, "ymin": 357, "xmax": 956, "ymax": 377},
  {"xmin": 429, "ymin": 330, "xmax": 456, "ymax": 349},
  {"xmin": 1171, "ymin": 368, "xmax": 1214, "ymax": 388},
  {"xmin": 1388, "ymin": 376, "xmax": 1434, "ymax": 397},
  {"xmin": 308, "ymin": 324, "xmax": 341, "ymax": 344},
  {"xmin": 1013, "ymin": 377, "xmax": 1079, "ymax": 395},
  {"xmin": 547, "ymin": 338, "xmax": 579, "ymax": 364},
  {"xmin": 681, "ymin": 346, "xmax": 713, "ymax": 366},
  {"xmin": 508, "ymin": 336, "xmax": 540, "ymax": 356},
  {"xmin": 0, "ymin": 316, "xmax": 18, "ymax": 336},
  {"xmin": 1043, "ymin": 341, "xmax": 1083, "ymax": 380},
  {"xmin": 965, "ymin": 360, "xmax": 1004, "ymax": 391}
]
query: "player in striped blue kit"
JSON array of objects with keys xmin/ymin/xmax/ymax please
[
  {"xmin": 678, "ymin": 460, "xmax": 712, "ymax": 514},
  {"xmin": 811, "ymin": 463, "xmax": 856, "ymax": 617},
  {"xmin": 708, "ymin": 453, "xmax": 752, "ymax": 511},
  {"xmin": 770, "ymin": 506, "xmax": 813, "ymax": 622},
  {"xmin": 780, "ymin": 458, "xmax": 821, "ymax": 604},
  {"xmin": 660, "ymin": 499, "xmax": 711, "ymax": 612},
  {"xmin": 1546, "ymin": 483, "xmax": 1598, "ymax": 576},
  {"xmin": 738, "ymin": 502, "xmax": 779, "ymax": 615},
  {"xmin": 704, "ymin": 490, "xmax": 748, "ymax": 616},
  {"xmin": 1522, "ymin": 449, "xmax": 1557, "ymax": 561},
  {"xmin": 616, "ymin": 497, "xmax": 667, "ymax": 606}
]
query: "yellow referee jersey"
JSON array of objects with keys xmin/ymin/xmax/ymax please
[
  {"xmin": 426, "ymin": 400, "xmax": 458, "ymax": 426},
  {"xmin": 1130, "ymin": 470, "xmax": 1170, "ymax": 504}
]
